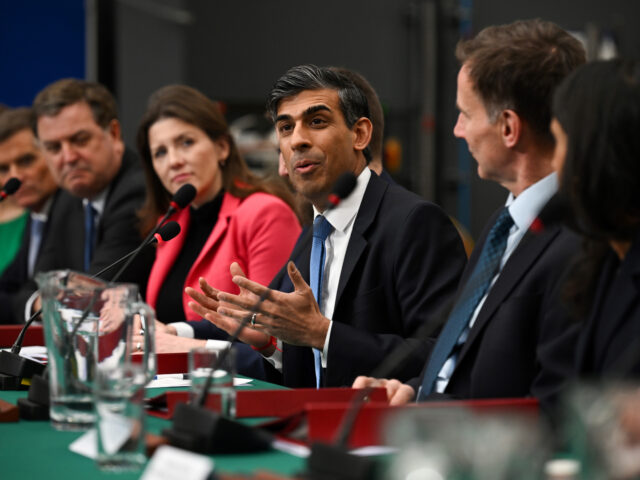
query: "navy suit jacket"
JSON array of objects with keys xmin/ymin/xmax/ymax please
[
  {"xmin": 410, "ymin": 195, "xmax": 581, "ymax": 405},
  {"xmin": 575, "ymin": 231, "xmax": 640, "ymax": 378},
  {"xmin": 268, "ymin": 171, "xmax": 467, "ymax": 388},
  {"xmin": 5, "ymin": 149, "xmax": 153, "ymax": 323}
]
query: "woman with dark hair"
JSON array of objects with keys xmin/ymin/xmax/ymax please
[
  {"xmin": 551, "ymin": 59, "xmax": 640, "ymax": 377},
  {"xmin": 136, "ymin": 85, "xmax": 300, "ymax": 375}
]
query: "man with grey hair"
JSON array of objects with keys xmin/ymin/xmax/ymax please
[
  {"xmin": 0, "ymin": 108, "xmax": 58, "ymax": 324},
  {"xmin": 355, "ymin": 19, "xmax": 586, "ymax": 407}
]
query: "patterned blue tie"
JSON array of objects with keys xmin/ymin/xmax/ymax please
[
  {"xmin": 309, "ymin": 215, "xmax": 334, "ymax": 388},
  {"xmin": 84, "ymin": 202, "xmax": 97, "ymax": 272},
  {"xmin": 27, "ymin": 218, "xmax": 45, "ymax": 276},
  {"xmin": 417, "ymin": 207, "xmax": 514, "ymax": 399}
]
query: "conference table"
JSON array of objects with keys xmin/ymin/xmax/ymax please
[
  {"xmin": 0, "ymin": 324, "xmax": 309, "ymax": 479},
  {"xmin": 0, "ymin": 379, "xmax": 308, "ymax": 479},
  {"xmin": 0, "ymin": 326, "xmax": 553, "ymax": 480}
]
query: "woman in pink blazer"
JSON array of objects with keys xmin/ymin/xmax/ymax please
[{"xmin": 136, "ymin": 85, "xmax": 300, "ymax": 376}]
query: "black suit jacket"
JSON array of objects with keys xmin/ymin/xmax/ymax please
[
  {"xmin": 575, "ymin": 231, "xmax": 640, "ymax": 378},
  {"xmin": 0, "ymin": 190, "xmax": 62, "ymax": 324},
  {"xmin": 5, "ymin": 149, "xmax": 153, "ymax": 322},
  {"xmin": 269, "ymin": 171, "xmax": 467, "ymax": 388},
  {"xmin": 410, "ymin": 195, "xmax": 581, "ymax": 405}
]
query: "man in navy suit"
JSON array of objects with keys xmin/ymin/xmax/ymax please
[
  {"xmin": 354, "ymin": 19, "xmax": 586, "ymax": 407},
  {"xmin": 14, "ymin": 79, "xmax": 153, "ymax": 321},
  {"xmin": 0, "ymin": 108, "xmax": 58, "ymax": 324},
  {"xmin": 188, "ymin": 65, "xmax": 467, "ymax": 387}
]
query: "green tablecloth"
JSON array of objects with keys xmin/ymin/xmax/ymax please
[{"xmin": 0, "ymin": 378, "xmax": 305, "ymax": 479}]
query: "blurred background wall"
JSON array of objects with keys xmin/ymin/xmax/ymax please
[{"xmin": 1, "ymin": 0, "xmax": 639, "ymax": 239}]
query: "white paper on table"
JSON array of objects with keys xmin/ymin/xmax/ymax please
[
  {"xmin": 272, "ymin": 439, "xmax": 310, "ymax": 458},
  {"xmin": 97, "ymin": 404, "xmax": 135, "ymax": 455},
  {"xmin": 350, "ymin": 445, "xmax": 398, "ymax": 456},
  {"xmin": 69, "ymin": 429, "xmax": 98, "ymax": 459},
  {"xmin": 140, "ymin": 445, "xmax": 213, "ymax": 480},
  {"xmin": 144, "ymin": 376, "xmax": 252, "ymax": 389}
]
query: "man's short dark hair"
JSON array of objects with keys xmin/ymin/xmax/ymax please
[
  {"xmin": 267, "ymin": 64, "xmax": 372, "ymax": 162},
  {"xmin": 330, "ymin": 67, "xmax": 384, "ymax": 162},
  {"xmin": 456, "ymin": 19, "xmax": 586, "ymax": 145},
  {"xmin": 32, "ymin": 78, "xmax": 118, "ymax": 135},
  {"xmin": 0, "ymin": 107, "xmax": 35, "ymax": 144}
]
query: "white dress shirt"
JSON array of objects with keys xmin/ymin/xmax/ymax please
[{"xmin": 265, "ymin": 167, "xmax": 372, "ymax": 371}]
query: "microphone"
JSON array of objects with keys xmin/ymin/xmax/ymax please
[
  {"xmin": 169, "ymin": 183, "xmax": 197, "ymax": 213},
  {"xmin": 92, "ymin": 221, "xmax": 181, "ymax": 280},
  {"xmin": 326, "ymin": 172, "xmax": 357, "ymax": 209},
  {"xmin": 14, "ymin": 221, "xmax": 183, "ymax": 416},
  {"xmin": 0, "ymin": 178, "xmax": 21, "ymax": 202},
  {"xmin": 153, "ymin": 221, "xmax": 181, "ymax": 243},
  {"xmin": 112, "ymin": 184, "xmax": 194, "ymax": 281},
  {"xmin": 163, "ymin": 172, "xmax": 358, "ymax": 454},
  {"xmin": 0, "ymin": 222, "xmax": 181, "ymax": 391},
  {"xmin": 199, "ymin": 171, "xmax": 358, "ymax": 407}
]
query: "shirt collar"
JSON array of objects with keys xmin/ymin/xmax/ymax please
[
  {"xmin": 313, "ymin": 167, "xmax": 371, "ymax": 233},
  {"xmin": 505, "ymin": 172, "xmax": 558, "ymax": 231},
  {"xmin": 30, "ymin": 195, "xmax": 54, "ymax": 223},
  {"xmin": 83, "ymin": 188, "xmax": 108, "ymax": 217}
]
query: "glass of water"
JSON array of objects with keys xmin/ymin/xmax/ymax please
[
  {"xmin": 95, "ymin": 364, "xmax": 147, "ymax": 471},
  {"xmin": 36, "ymin": 270, "xmax": 106, "ymax": 430},
  {"xmin": 188, "ymin": 345, "xmax": 236, "ymax": 418}
]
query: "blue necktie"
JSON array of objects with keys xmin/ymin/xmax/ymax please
[
  {"xmin": 417, "ymin": 207, "xmax": 514, "ymax": 400},
  {"xmin": 309, "ymin": 215, "xmax": 334, "ymax": 388},
  {"xmin": 84, "ymin": 202, "xmax": 97, "ymax": 272},
  {"xmin": 27, "ymin": 218, "xmax": 45, "ymax": 276}
]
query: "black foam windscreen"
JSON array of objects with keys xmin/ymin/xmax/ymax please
[{"xmin": 172, "ymin": 183, "xmax": 197, "ymax": 209}]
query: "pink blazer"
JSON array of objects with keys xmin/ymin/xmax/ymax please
[{"xmin": 146, "ymin": 191, "xmax": 301, "ymax": 322}]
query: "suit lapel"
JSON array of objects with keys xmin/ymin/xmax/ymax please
[
  {"xmin": 456, "ymin": 223, "xmax": 561, "ymax": 364},
  {"xmin": 146, "ymin": 207, "xmax": 189, "ymax": 306},
  {"xmin": 193, "ymin": 192, "xmax": 237, "ymax": 267},
  {"xmin": 334, "ymin": 173, "xmax": 386, "ymax": 308}
]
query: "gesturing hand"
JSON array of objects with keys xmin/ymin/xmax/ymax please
[
  {"xmin": 216, "ymin": 261, "xmax": 330, "ymax": 350},
  {"xmin": 186, "ymin": 263, "xmax": 273, "ymax": 350}
]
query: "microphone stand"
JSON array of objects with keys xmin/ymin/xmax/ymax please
[
  {"xmin": 0, "ymin": 223, "xmax": 179, "ymax": 390},
  {"xmin": 14, "ymin": 223, "xmax": 180, "ymax": 418},
  {"xmin": 163, "ymin": 290, "xmax": 274, "ymax": 454},
  {"xmin": 4, "ymin": 183, "xmax": 192, "ymax": 371},
  {"xmin": 162, "ymin": 173, "xmax": 359, "ymax": 454},
  {"xmin": 303, "ymin": 300, "xmax": 454, "ymax": 480},
  {"xmin": 0, "ymin": 231, "xmax": 168, "ymax": 390}
]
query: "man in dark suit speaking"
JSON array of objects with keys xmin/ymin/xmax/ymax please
[
  {"xmin": 188, "ymin": 65, "xmax": 467, "ymax": 388},
  {"xmin": 17, "ymin": 79, "xmax": 153, "ymax": 319},
  {"xmin": 355, "ymin": 19, "xmax": 586, "ymax": 407}
]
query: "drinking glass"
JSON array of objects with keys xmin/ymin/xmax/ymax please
[{"xmin": 189, "ymin": 345, "xmax": 236, "ymax": 418}]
